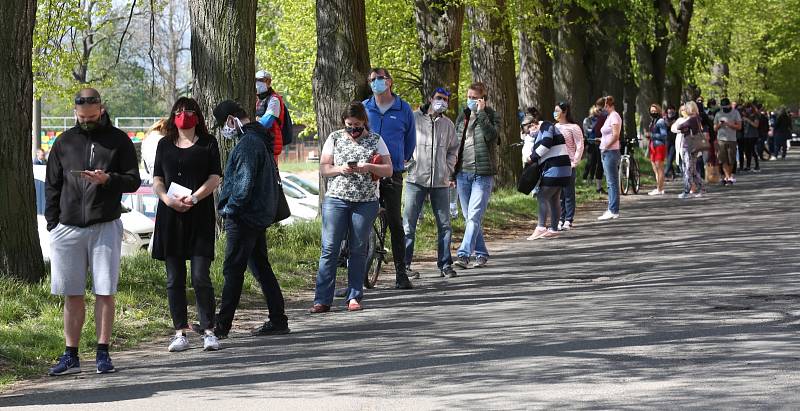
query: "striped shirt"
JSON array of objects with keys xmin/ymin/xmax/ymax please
[
  {"xmin": 533, "ymin": 122, "xmax": 572, "ymax": 187},
  {"xmin": 556, "ymin": 123, "xmax": 584, "ymax": 168}
]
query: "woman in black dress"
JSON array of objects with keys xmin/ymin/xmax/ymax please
[{"xmin": 151, "ymin": 97, "xmax": 222, "ymax": 352}]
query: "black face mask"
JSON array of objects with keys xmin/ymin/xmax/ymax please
[
  {"xmin": 345, "ymin": 126, "xmax": 365, "ymax": 137},
  {"xmin": 667, "ymin": 112, "xmax": 677, "ymax": 119},
  {"xmin": 650, "ymin": 113, "xmax": 660, "ymax": 119},
  {"xmin": 722, "ymin": 106, "xmax": 732, "ymax": 113}
]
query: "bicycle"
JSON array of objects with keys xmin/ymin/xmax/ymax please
[
  {"xmin": 619, "ymin": 136, "xmax": 641, "ymax": 195},
  {"xmin": 364, "ymin": 206, "xmax": 388, "ymax": 289}
]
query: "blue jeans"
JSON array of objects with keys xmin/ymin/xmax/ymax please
[
  {"xmin": 601, "ymin": 150, "xmax": 621, "ymax": 214},
  {"xmin": 403, "ymin": 183, "xmax": 453, "ymax": 270},
  {"xmin": 314, "ymin": 197, "xmax": 378, "ymax": 305},
  {"xmin": 456, "ymin": 172, "xmax": 493, "ymax": 259},
  {"xmin": 559, "ymin": 168, "xmax": 577, "ymax": 223}
]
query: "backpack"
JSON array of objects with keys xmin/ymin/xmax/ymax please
[{"xmin": 274, "ymin": 94, "xmax": 295, "ymax": 146}]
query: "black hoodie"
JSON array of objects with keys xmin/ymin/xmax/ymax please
[{"xmin": 45, "ymin": 114, "xmax": 141, "ymax": 230}]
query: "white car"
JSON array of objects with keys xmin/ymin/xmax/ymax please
[
  {"xmin": 280, "ymin": 172, "xmax": 319, "ymax": 222},
  {"xmin": 33, "ymin": 165, "xmax": 154, "ymax": 260}
]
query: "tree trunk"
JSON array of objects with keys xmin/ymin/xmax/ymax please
[
  {"xmin": 413, "ymin": 0, "xmax": 465, "ymax": 119},
  {"xmin": 312, "ymin": 0, "xmax": 371, "ymax": 198},
  {"xmin": 553, "ymin": 5, "xmax": 592, "ymax": 120},
  {"xmin": 0, "ymin": 0, "xmax": 46, "ymax": 282},
  {"xmin": 658, "ymin": 0, "xmax": 694, "ymax": 105},
  {"xmin": 189, "ymin": 0, "xmax": 258, "ymax": 165},
  {"xmin": 518, "ymin": 25, "xmax": 554, "ymax": 114},
  {"xmin": 467, "ymin": 1, "xmax": 520, "ymax": 188}
]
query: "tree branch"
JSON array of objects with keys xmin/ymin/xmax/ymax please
[{"xmin": 115, "ymin": 0, "xmax": 137, "ymax": 65}]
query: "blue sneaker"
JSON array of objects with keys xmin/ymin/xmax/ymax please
[
  {"xmin": 95, "ymin": 350, "xmax": 116, "ymax": 374},
  {"xmin": 48, "ymin": 352, "xmax": 81, "ymax": 376}
]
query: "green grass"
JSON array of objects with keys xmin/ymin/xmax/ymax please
[
  {"xmin": 278, "ymin": 161, "xmax": 320, "ymax": 173},
  {"xmin": 0, "ymin": 175, "xmax": 606, "ymax": 389}
]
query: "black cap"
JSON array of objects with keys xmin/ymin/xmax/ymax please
[
  {"xmin": 720, "ymin": 97, "xmax": 731, "ymax": 107},
  {"xmin": 212, "ymin": 100, "xmax": 245, "ymax": 128}
]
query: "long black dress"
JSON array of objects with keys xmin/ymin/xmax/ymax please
[{"xmin": 151, "ymin": 135, "xmax": 222, "ymax": 260}]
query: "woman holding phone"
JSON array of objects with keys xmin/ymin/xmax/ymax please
[
  {"xmin": 151, "ymin": 97, "xmax": 222, "ymax": 352},
  {"xmin": 310, "ymin": 101, "xmax": 393, "ymax": 314}
]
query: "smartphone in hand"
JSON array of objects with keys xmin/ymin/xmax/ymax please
[
  {"xmin": 69, "ymin": 170, "xmax": 88, "ymax": 176},
  {"xmin": 347, "ymin": 161, "xmax": 358, "ymax": 168}
]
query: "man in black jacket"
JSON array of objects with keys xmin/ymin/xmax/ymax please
[
  {"xmin": 212, "ymin": 100, "xmax": 289, "ymax": 339},
  {"xmin": 45, "ymin": 88, "xmax": 140, "ymax": 376}
]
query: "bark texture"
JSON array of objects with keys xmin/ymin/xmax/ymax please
[
  {"xmin": 413, "ymin": 0, "xmax": 465, "ymax": 118},
  {"xmin": 312, "ymin": 0, "xmax": 371, "ymax": 197},
  {"xmin": 518, "ymin": 25, "xmax": 555, "ymax": 115},
  {"xmin": 553, "ymin": 5, "xmax": 591, "ymax": 120},
  {"xmin": 0, "ymin": 0, "xmax": 46, "ymax": 282},
  {"xmin": 467, "ymin": 1, "xmax": 521, "ymax": 188},
  {"xmin": 189, "ymin": 0, "xmax": 258, "ymax": 164}
]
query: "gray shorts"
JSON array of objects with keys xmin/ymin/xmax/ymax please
[{"xmin": 50, "ymin": 219, "xmax": 123, "ymax": 296}]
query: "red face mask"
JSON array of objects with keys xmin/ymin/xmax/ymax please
[{"xmin": 174, "ymin": 112, "xmax": 198, "ymax": 130}]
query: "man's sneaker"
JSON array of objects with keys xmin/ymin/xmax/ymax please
[
  {"xmin": 562, "ymin": 221, "xmax": 573, "ymax": 231},
  {"xmin": 251, "ymin": 321, "xmax": 290, "ymax": 336},
  {"xmin": 769, "ymin": 155, "xmax": 777, "ymax": 161},
  {"xmin": 213, "ymin": 327, "xmax": 229, "ymax": 340},
  {"xmin": 406, "ymin": 266, "xmax": 421, "ymax": 280},
  {"xmin": 678, "ymin": 192, "xmax": 691, "ymax": 199},
  {"xmin": 441, "ymin": 266, "xmax": 458, "ymax": 278},
  {"xmin": 454, "ymin": 256, "xmax": 470, "ymax": 269},
  {"xmin": 48, "ymin": 352, "xmax": 81, "ymax": 376},
  {"xmin": 168, "ymin": 334, "xmax": 190, "ymax": 352},
  {"xmin": 95, "ymin": 350, "xmax": 116, "ymax": 374},
  {"xmin": 202, "ymin": 334, "xmax": 220, "ymax": 351},
  {"xmin": 395, "ymin": 275, "xmax": 414, "ymax": 289},
  {"xmin": 557, "ymin": 221, "xmax": 564, "ymax": 231},
  {"xmin": 597, "ymin": 210, "xmax": 619, "ymax": 220},
  {"xmin": 473, "ymin": 256, "xmax": 488, "ymax": 268}
]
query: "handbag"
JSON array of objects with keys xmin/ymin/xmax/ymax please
[
  {"xmin": 517, "ymin": 161, "xmax": 540, "ymax": 195},
  {"xmin": 705, "ymin": 163, "xmax": 721, "ymax": 184},
  {"xmin": 687, "ymin": 131, "xmax": 710, "ymax": 154}
]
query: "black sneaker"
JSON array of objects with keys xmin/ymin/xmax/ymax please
[
  {"xmin": 441, "ymin": 266, "xmax": 458, "ymax": 278},
  {"xmin": 251, "ymin": 321, "xmax": 290, "ymax": 336},
  {"xmin": 395, "ymin": 275, "xmax": 413, "ymax": 289},
  {"xmin": 95, "ymin": 350, "xmax": 116, "ymax": 374},
  {"xmin": 406, "ymin": 266, "xmax": 420, "ymax": 280},
  {"xmin": 454, "ymin": 256, "xmax": 470, "ymax": 269},
  {"xmin": 213, "ymin": 327, "xmax": 229, "ymax": 340},
  {"xmin": 48, "ymin": 352, "xmax": 81, "ymax": 376}
]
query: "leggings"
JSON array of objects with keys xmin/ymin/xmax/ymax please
[{"xmin": 537, "ymin": 185, "xmax": 562, "ymax": 231}]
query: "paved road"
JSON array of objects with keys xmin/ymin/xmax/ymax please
[{"xmin": 3, "ymin": 155, "xmax": 800, "ymax": 410}]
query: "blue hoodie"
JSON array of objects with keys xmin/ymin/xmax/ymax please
[{"xmin": 363, "ymin": 93, "xmax": 416, "ymax": 172}]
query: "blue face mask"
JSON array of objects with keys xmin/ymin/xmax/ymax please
[
  {"xmin": 371, "ymin": 79, "xmax": 388, "ymax": 95},
  {"xmin": 467, "ymin": 99, "xmax": 478, "ymax": 111},
  {"xmin": 553, "ymin": 111, "xmax": 560, "ymax": 121}
]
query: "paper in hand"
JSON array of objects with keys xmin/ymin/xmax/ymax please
[{"xmin": 167, "ymin": 182, "xmax": 192, "ymax": 199}]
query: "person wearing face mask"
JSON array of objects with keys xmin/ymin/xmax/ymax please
[
  {"xmin": 254, "ymin": 70, "xmax": 285, "ymax": 161},
  {"xmin": 582, "ymin": 105, "xmax": 605, "ymax": 193},
  {"xmin": 45, "ymin": 88, "xmax": 140, "ymax": 376},
  {"xmin": 362, "ymin": 67, "xmax": 416, "ymax": 289},
  {"xmin": 663, "ymin": 105, "xmax": 679, "ymax": 180},
  {"xmin": 311, "ymin": 102, "xmax": 394, "ymax": 313},
  {"xmin": 150, "ymin": 97, "xmax": 222, "ymax": 352},
  {"xmin": 212, "ymin": 100, "xmax": 290, "ymax": 339},
  {"xmin": 520, "ymin": 113, "xmax": 538, "ymax": 166},
  {"xmin": 452, "ymin": 82, "xmax": 499, "ymax": 269},
  {"xmin": 554, "ymin": 102, "xmax": 583, "ymax": 231},
  {"xmin": 645, "ymin": 104, "xmax": 668, "ymax": 195},
  {"xmin": 403, "ymin": 88, "xmax": 461, "ymax": 279},
  {"xmin": 713, "ymin": 98, "xmax": 742, "ymax": 185}
]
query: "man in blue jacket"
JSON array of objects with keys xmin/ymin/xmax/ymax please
[
  {"xmin": 212, "ymin": 100, "xmax": 289, "ymax": 338},
  {"xmin": 363, "ymin": 67, "xmax": 416, "ymax": 289}
]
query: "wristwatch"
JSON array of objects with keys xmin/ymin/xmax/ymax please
[{"xmin": 190, "ymin": 195, "xmax": 199, "ymax": 205}]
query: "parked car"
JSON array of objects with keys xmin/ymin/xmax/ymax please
[
  {"xmin": 282, "ymin": 183, "xmax": 318, "ymax": 222},
  {"xmin": 33, "ymin": 165, "xmax": 154, "ymax": 260},
  {"xmin": 280, "ymin": 172, "xmax": 319, "ymax": 216},
  {"xmin": 791, "ymin": 116, "xmax": 800, "ymax": 147},
  {"xmin": 121, "ymin": 185, "xmax": 158, "ymax": 221}
]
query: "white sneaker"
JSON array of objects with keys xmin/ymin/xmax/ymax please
[
  {"xmin": 168, "ymin": 334, "xmax": 190, "ymax": 352},
  {"xmin": 203, "ymin": 334, "xmax": 220, "ymax": 351},
  {"xmin": 557, "ymin": 221, "xmax": 563, "ymax": 231},
  {"xmin": 659, "ymin": 190, "xmax": 666, "ymax": 195},
  {"xmin": 597, "ymin": 211, "xmax": 619, "ymax": 221},
  {"xmin": 526, "ymin": 227, "xmax": 548, "ymax": 240},
  {"xmin": 562, "ymin": 221, "xmax": 572, "ymax": 231},
  {"xmin": 647, "ymin": 189, "xmax": 661, "ymax": 196},
  {"xmin": 769, "ymin": 156, "xmax": 777, "ymax": 161},
  {"xmin": 678, "ymin": 192, "xmax": 690, "ymax": 199}
]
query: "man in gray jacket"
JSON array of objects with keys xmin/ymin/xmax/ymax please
[{"xmin": 403, "ymin": 87, "xmax": 461, "ymax": 278}]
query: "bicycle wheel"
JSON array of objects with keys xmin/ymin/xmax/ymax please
[
  {"xmin": 364, "ymin": 213, "xmax": 387, "ymax": 289},
  {"xmin": 619, "ymin": 156, "xmax": 631, "ymax": 195},
  {"xmin": 631, "ymin": 158, "xmax": 641, "ymax": 194}
]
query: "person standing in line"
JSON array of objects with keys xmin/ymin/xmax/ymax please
[
  {"xmin": 771, "ymin": 108, "xmax": 791, "ymax": 160},
  {"xmin": 403, "ymin": 87, "xmax": 461, "ymax": 279},
  {"xmin": 527, "ymin": 119, "xmax": 572, "ymax": 240},
  {"xmin": 310, "ymin": 102, "xmax": 394, "ymax": 313},
  {"xmin": 151, "ymin": 97, "xmax": 222, "ymax": 352},
  {"xmin": 521, "ymin": 111, "xmax": 539, "ymax": 167},
  {"xmin": 741, "ymin": 103, "xmax": 761, "ymax": 172},
  {"xmin": 663, "ymin": 106, "xmax": 679, "ymax": 181},
  {"xmin": 45, "ymin": 88, "xmax": 140, "ymax": 376},
  {"xmin": 582, "ymin": 105, "xmax": 605, "ymax": 193},
  {"xmin": 452, "ymin": 82, "xmax": 499, "ymax": 269},
  {"xmin": 713, "ymin": 98, "xmax": 742, "ymax": 186},
  {"xmin": 597, "ymin": 96, "xmax": 622, "ymax": 221},
  {"xmin": 673, "ymin": 101, "xmax": 705, "ymax": 199},
  {"xmin": 362, "ymin": 67, "xmax": 416, "ymax": 289},
  {"xmin": 554, "ymin": 102, "xmax": 583, "ymax": 230},
  {"xmin": 212, "ymin": 100, "xmax": 290, "ymax": 338},
  {"xmin": 645, "ymin": 104, "xmax": 669, "ymax": 195},
  {"xmin": 255, "ymin": 70, "xmax": 285, "ymax": 161}
]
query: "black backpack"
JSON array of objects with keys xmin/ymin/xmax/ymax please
[{"xmin": 275, "ymin": 94, "xmax": 295, "ymax": 146}]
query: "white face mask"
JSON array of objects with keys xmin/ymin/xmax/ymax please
[
  {"xmin": 256, "ymin": 81, "xmax": 268, "ymax": 94},
  {"xmin": 222, "ymin": 117, "xmax": 244, "ymax": 140},
  {"xmin": 432, "ymin": 100, "xmax": 448, "ymax": 114}
]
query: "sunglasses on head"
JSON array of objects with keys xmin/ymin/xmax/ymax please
[
  {"xmin": 75, "ymin": 96, "xmax": 101, "ymax": 105},
  {"xmin": 370, "ymin": 75, "xmax": 390, "ymax": 82}
]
